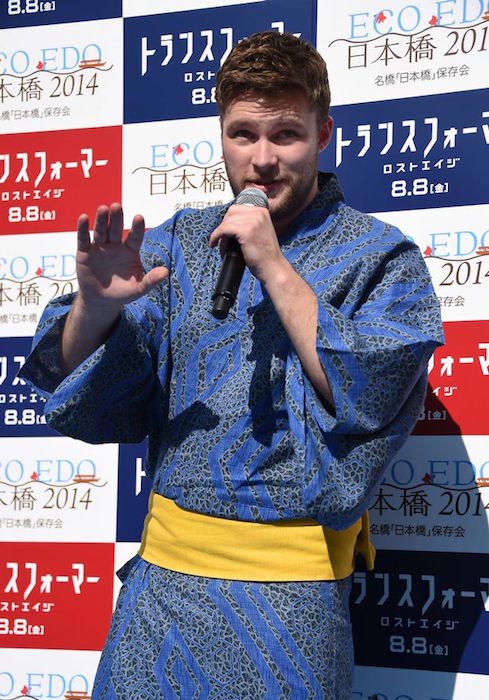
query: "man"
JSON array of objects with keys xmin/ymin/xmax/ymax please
[{"xmin": 21, "ymin": 31, "xmax": 443, "ymax": 700}]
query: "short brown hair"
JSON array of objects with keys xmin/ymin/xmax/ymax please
[{"xmin": 215, "ymin": 31, "xmax": 330, "ymax": 122}]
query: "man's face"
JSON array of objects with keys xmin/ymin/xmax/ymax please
[{"xmin": 221, "ymin": 89, "xmax": 333, "ymax": 233}]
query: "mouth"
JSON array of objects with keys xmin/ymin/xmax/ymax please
[{"xmin": 246, "ymin": 180, "xmax": 283, "ymax": 195}]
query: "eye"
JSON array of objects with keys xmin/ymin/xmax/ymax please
[
  {"xmin": 231, "ymin": 129, "xmax": 254, "ymax": 140},
  {"xmin": 276, "ymin": 129, "xmax": 299, "ymax": 141}
]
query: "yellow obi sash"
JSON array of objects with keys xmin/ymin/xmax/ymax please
[{"xmin": 139, "ymin": 491, "xmax": 375, "ymax": 582}]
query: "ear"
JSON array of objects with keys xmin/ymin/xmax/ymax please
[{"xmin": 318, "ymin": 116, "xmax": 334, "ymax": 152}]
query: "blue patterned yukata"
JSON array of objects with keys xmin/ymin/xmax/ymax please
[{"xmin": 21, "ymin": 173, "xmax": 443, "ymax": 699}]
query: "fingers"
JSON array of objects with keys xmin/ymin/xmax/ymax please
[
  {"xmin": 77, "ymin": 213, "xmax": 91, "ymax": 252},
  {"xmin": 78, "ymin": 203, "xmax": 144, "ymax": 249},
  {"xmin": 208, "ymin": 223, "xmax": 226, "ymax": 250},
  {"xmin": 209, "ymin": 204, "xmax": 271, "ymax": 249},
  {"xmin": 209, "ymin": 213, "xmax": 237, "ymax": 249},
  {"xmin": 92, "ymin": 205, "xmax": 110, "ymax": 244},
  {"xmin": 142, "ymin": 266, "xmax": 169, "ymax": 293},
  {"xmin": 88, "ymin": 203, "xmax": 124, "ymax": 245},
  {"xmin": 125, "ymin": 214, "xmax": 146, "ymax": 251},
  {"xmin": 107, "ymin": 203, "xmax": 123, "ymax": 243}
]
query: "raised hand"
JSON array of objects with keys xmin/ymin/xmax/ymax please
[
  {"xmin": 61, "ymin": 203, "xmax": 168, "ymax": 374},
  {"xmin": 76, "ymin": 202, "xmax": 168, "ymax": 311}
]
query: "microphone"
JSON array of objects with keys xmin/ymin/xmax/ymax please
[{"xmin": 211, "ymin": 187, "xmax": 269, "ymax": 319}]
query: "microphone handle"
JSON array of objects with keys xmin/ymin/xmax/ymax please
[{"xmin": 211, "ymin": 238, "xmax": 245, "ymax": 319}]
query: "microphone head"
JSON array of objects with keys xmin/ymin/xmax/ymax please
[{"xmin": 235, "ymin": 187, "xmax": 269, "ymax": 209}]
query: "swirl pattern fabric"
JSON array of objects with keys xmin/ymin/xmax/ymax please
[
  {"xmin": 21, "ymin": 173, "xmax": 443, "ymax": 529},
  {"xmin": 92, "ymin": 556, "xmax": 353, "ymax": 700},
  {"xmin": 20, "ymin": 173, "xmax": 444, "ymax": 697}
]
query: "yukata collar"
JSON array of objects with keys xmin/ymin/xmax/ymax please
[
  {"xmin": 278, "ymin": 171, "xmax": 345, "ymax": 245},
  {"xmin": 309, "ymin": 171, "xmax": 345, "ymax": 213}
]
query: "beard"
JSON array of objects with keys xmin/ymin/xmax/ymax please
[
  {"xmin": 227, "ymin": 156, "xmax": 319, "ymax": 230},
  {"xmin": 269, "ymin": 166, "xmax": 318, "ymax": 225}
]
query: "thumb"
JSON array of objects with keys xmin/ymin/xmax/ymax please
[{"xmin": 140, "ymin": 265, "xmax": 169, "ymax": 294}]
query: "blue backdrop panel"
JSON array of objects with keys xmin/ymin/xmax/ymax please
[
  {"xmin": 0, "ymin": 336, "xmax": 59, "ymax": 438},
  {"xmin": 116, "ymin": 440, "xmax": 152, "ymax": 542},
  {"xmin": 123, "ymin": 0, "xmax": 317, "ymax": 123},
  {"xmin": 352, "ymin": 549, "xmax": 489, "ymax": 675},
  {"xmin": 320, "ymin": 87, "xmax": 489, "ymax": 213}
]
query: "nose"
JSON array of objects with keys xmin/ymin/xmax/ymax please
[{"xmin": 251, "ymin": 138, "xmax": 278, "ymax": 170}]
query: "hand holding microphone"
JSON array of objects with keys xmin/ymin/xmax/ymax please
[{"xmin": 211, "ymin": 188, "xmax": 269, "ymax": 319}]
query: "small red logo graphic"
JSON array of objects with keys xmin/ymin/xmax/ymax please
[
  {"xmin": 73, "ymin": 475, "xmax": 100, "ymax": 483},
  {"xmin": 79, "ymin": 59, "xmax": 106, "ymax": 69}
]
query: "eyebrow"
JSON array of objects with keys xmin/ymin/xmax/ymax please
[{"xmin": 224, "ymin": 115, "xmax": 305, "ymax": 130}]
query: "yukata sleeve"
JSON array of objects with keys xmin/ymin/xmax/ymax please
[
  {"xmin": 286, "ymin": 235, "xmax": 444, "ymax": 530},
  {"xmin": 18, "ymin": 225, "xmax": 173, "ymax": 445}
]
